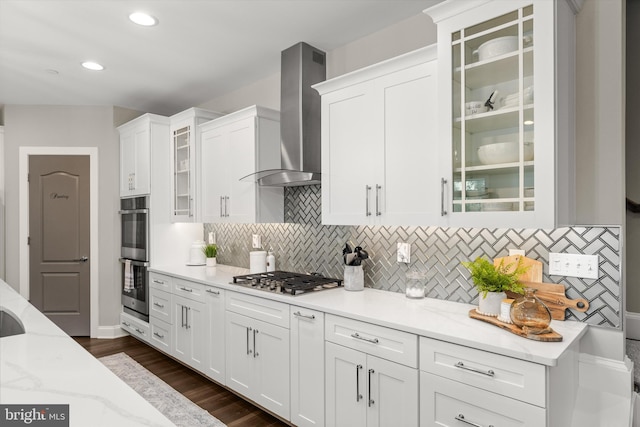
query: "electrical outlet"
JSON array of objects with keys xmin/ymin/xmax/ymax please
[
  {"xmin": 548, "ymin": 253, "xmax": 599, "ymax": 279},
  {"xmin": 397, "ymin": 242, "xmax": 411, "ymax": 264},
  {"xmin": 252, "ymin": 234, "xmax": 261, "ymax": 249},
  {"xmin": 509, "ymin": 249, "xmax": 525, "ymax": 256}
]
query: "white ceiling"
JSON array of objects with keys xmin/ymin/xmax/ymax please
[{"xmin": 0, "ymin": 0, "xmax": 441, "ymax": 116}]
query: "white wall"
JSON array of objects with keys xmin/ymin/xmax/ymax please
[
  {"xmin": 0, "ymin": 126, "xmax": 4, "ymax": 280},
  {"xmin": 199, "ymin": 13, "xmax": 438, "ymax": 113}
]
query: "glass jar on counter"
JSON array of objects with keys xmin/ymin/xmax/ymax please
[{"xmin": 405, "ymin": 270, "xmax": 427, "ymax": 299}]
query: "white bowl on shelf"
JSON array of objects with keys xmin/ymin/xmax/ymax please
[
  {"xmin": 475, "ymin": 36, "xmax": 518, "ymax": 61},
  {"xmin": 465, "ymin": 101, "xmax": 485, "ymax": 115},
  {"xmin": 477, "ymin": 142, "xmax": 534, "ymax": 165},
  {"xmin": 483, "ymin": 202, "xmax": 514, "ymax": 211}
]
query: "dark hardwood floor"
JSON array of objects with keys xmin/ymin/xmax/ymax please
[{"xmin": 74, "ymin": 336, "xmax": 290, "ymax": 427}]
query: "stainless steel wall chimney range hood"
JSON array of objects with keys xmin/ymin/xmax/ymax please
[{"xmin": 242, "ymin": 42, "xmax": 326, "ymax": 186}]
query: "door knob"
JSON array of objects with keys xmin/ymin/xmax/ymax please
[{"xmin": 73, "ymin": 256, "xmax": 89, "ymax": 263}]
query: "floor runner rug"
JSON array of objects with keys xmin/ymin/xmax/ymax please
[{"xmin": 100, "ymin": 352, "xmax": 226, "ymax": 427}]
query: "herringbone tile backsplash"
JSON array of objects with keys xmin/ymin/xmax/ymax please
[{"xmin": 204, "ymin": 185, "xmax": 622, "ymax": 328}]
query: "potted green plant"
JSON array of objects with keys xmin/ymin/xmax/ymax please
[
  {"xmin": 202, "ymin": 243, "xmax": 217, "ymax": 267},
  {"xmin": 462, "ymin": 256, "xmax": 529, "ymax": 316}
]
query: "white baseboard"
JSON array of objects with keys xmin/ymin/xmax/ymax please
[
  {"xmin": 95, "ymin": 325, "xmax": 127, "ymax": 339},
  {"xmin": 627, "ymin": 312, "xmax": 640, "ymax": 340}
]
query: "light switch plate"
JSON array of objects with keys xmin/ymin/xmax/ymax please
[
  {"xmin": 252, "ymin": 234, "xmax": 261, "ymax": 249},
  {"xmin": 548, "ymin": 253, "xmax": 599, "ymax": 279},
  {"xmin": 397, "ymin": 242, "xmax": 410, "ymax": 263}
]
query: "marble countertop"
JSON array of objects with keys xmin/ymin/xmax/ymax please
[
  {"xmin": 0, "ymin": 280, "xmax": 173, "ymax": 427},
  {"xmin": 151, "ymin": 264, "xmax": 589, "ymax": 366}
]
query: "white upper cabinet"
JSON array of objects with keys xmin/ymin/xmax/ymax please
[
  {"xmin": 169, "ymin": 108, "xmax": 223, "ymax": 223},
  {"xmin": 425, "ymin": 0, "xmax": 578, "ymax": 228},
  {"xmin": 118, "ymin": 114, "xmax": 169, "ymax": 197},
  {"xmin": 199, "ymin": 106, "xmax": 284, "ymax": 224},
  {"xmin": 314, "ymin": 46, "xmax": 440, "ymax": 226}
]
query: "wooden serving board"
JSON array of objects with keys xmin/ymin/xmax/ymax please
[{"xmin": 469, "ymin": 309, "xmax": 563, "ymax": 342}]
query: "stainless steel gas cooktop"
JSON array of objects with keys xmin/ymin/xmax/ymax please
[{"xmin": 231, "ymin": 271, "xmax": 342, "ymax": 296}]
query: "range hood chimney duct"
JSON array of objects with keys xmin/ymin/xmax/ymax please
[{"xmin": 243, "ymin": 42, "xmax": 326, "ymax": 186}]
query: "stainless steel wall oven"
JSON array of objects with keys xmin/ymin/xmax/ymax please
[{"xmin": 119, "ymin": 196, "xmax": 149, "ymax": 321}]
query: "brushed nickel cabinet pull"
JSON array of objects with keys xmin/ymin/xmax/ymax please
[
  {"xmin": 368, "ymin": 368, "xmax": 375, "ymax": 407},
  {"xmin": 365, "ymin": 185, "xmax": 372, "ymax": 216},
  {"xmin": 375, "ymin": 184, "xmax": 382, "ymax": 216},
  {"xmin": 356, "ymin": 364, "xmax": 363, "ymax": 402},
  {"xmin": 455, "ymin": 413, "xmax": 494, "ymax": 427},
  {"xmin": 454, "ymin": 361, "xmax": 495, "ymax": 377},
  {"xmin": 441, "ymin": 177, "xmax": 448, "ymax": 216},
  {"xmin": 293, "ymin": 311, "xmax": 315, "ymax": 320},
  {"xmin": 351, "ymin": 332, "xmax": 379, "ymax": 344}
]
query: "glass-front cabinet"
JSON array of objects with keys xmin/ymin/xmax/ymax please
[
  {"xmin": 426, "ymin": 0, "xmax": 578, "ymax": 229},
  {"xmin": 169, "ymin": 108, "xmax": 222, "ymax": 223}
]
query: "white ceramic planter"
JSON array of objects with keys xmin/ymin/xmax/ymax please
[
  {"xmin": 477, "ymin": 291, "xmax": 506, "ymax": 317},
  {"xmin": 206, "ymin": 257, "xmax": 217, "ymax": 267}
]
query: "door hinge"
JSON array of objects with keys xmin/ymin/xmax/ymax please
[
  {"xmin": 27, "ymin": 173, "xmax": 30, "ymax": 183},
  {"xmin": 27, "ymin": 236, "xmax": 30, "ymax": 245}
]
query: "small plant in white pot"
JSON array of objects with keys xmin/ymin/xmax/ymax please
[
  {"xmin": 202, "ymin": 244, "xmax": 217, "ymax": 267},
  {"xmin": 462, "ymin": 257, "xmax": 528, "ymax": 316}
]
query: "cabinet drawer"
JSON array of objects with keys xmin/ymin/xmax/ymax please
[
  {"xmin": 150, "ymin": 318, "xmax": 172, "ymax": 352},
  {"xmin": 149, "ymin": 272, "xmax": 172, "ymax": 292},
  {"xmin": 325, "ymin": 314, "xmax": 417, "ymax": 368},
  {"xmin": 419, "ymin": 337, "xmax": 546, "ymax": 407},
  {"xmin": 420, "ymin": 371, "xmax": 546, "ymax": 427},
  {"xmin": 120, "ymin": 312, "xmax": 149, "ymax": 343},
  {"xmin": 149, "ymin": 288, "xmax": 172, "ymax": 324},
  {"xmin": 225, "ymin": 291, "xmax": 289, "ymax": 328},
  {"xmin": 173, "ymin": 278, "xmax": 205, "ymax": 303}
]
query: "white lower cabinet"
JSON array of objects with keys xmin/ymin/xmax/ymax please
[
  {"xmin": 325, "ymin": 342, "xmax": 419, "ymax": 427},
  {"xmin": 172, "ymin": 293, "xmax": 207, "ymax": 373},
  {"xmin": 419, "ymin": 336, "xmax": 549, "ymax": 426},
  {"xmin": 120, "ymin": 311, "xmax": 150, "ymax": 343},
  {"xmin": 204, "ymin": 286, "xmax": 226, "ymax": 384},
  {"xmin": 420, "ymin": 372, "xmax": 545, "ymax": 426},
  {"xmin": 290, "ymin": 306, "xmax": 325, "ymax": 427},
  {"xmin": 325, "ymin": 314, "xmax": 419, "ymax": 427},
  {"xmin": 225, "ymin": 292, "xmax": 290, "ymax": 420}
]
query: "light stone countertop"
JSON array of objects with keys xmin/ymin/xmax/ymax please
[
  {"xmin": 0, "ymin": 279, "xmax": 174, "ymax": 427},
  {"xmin": 151, "ymin": 263, "xmax": 589, "ymax": 366}
]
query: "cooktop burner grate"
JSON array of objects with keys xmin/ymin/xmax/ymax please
[{"xmin": 232, "ymin": 271, "xmax": 343, "ymax": 295}]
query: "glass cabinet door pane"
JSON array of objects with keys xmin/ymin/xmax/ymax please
[
  {"xmin": 173, "ymin": 126, "xmax": 191, "ymax": 217},
  {"xmin": 451, "ymin": 6, "xmax": 534, "ymax": 214}
]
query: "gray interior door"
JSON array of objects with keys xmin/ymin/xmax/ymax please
[{"xmin": 29, "ymin": 155, "xmax": 90, "ymax": 336}]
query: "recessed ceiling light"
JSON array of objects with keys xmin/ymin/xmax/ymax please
[
  {"xmin": 129, "ymin": 12, "xmax": 158, "ymax": 26},
  {"xmin": 82, "ymin": 61, "xmax": 104, "ymax": 71}
]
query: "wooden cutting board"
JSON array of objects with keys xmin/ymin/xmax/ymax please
[
  {"xmin": 469, "ymin": 309, "xmax": 562, "ymax": 342},
  {"xmin": 506, "ymin": 281, "xmax": 590, "ymax": 321},
  {"xmin": 493, "ymin": 255, "xmax": 542, "ymax": 282},
  {"xmin": 494, "ymin": 255, "xmax": 589, "ymax": 320}
]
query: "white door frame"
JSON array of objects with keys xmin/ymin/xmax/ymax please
[{"xmin": 19, "ymin": 147, "xmax": 99, "ymax": 337}]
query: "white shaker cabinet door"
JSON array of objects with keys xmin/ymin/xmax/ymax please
[
  {"xmin": 227, "ymin": 117, "xmax": 257, "ymax": 224},
  {"xmin": 290, "ymin": 307, "xmax": 325, "ymax": 427},
  {"xmin": 225, "ymin": 311, "xmax": 255, "ymax": 397},
  {"xmin": 367, "ymin": 355, "xmax": 418, "ymax": 427},
  {"xmin": 204, "ymin": 287, "xmax": 226, "ymax": 384},
  {"xmin": 200, "ymin": 126, "xmax": 230, "ymax": 223},
  {"xmin": 377, "ymin": 60, "xmax": 441, "ymax": 226},
  {"xmin": 326, "ymin": 342, "xmax": 368, "ymax": 427},
  {"xmin": 253, "ymin": 319, "xmax": 290, "ymax": 420},
  {"xmin": 321, "ymin": 80, "xmax": 380, "ymax": 226}
]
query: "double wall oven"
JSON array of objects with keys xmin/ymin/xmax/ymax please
[{"xmin": 120, "ymin": 196, "xmax": 150, "ymax": 321}]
